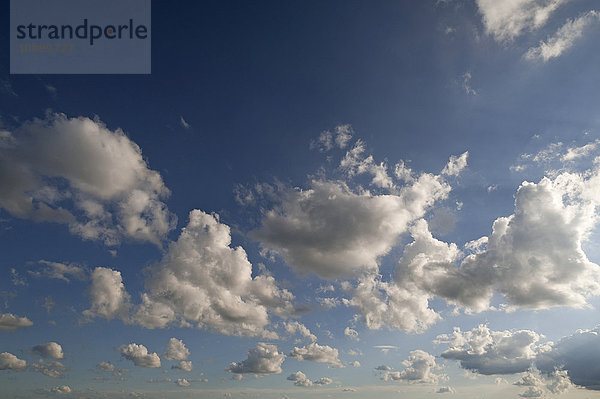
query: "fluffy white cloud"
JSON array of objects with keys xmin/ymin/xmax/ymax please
[
  {"xmin": 284, "ymin": 321, "xmax": 317, "ymax": 342},
  {"xmin": 226, "ymin": 342, "xmax": 285, "ymax": 375},
  {"xmin": 175, "ymin": 378, "xmax": 191, "ymax": 387},
  {"xmin": 83, "ymin": 267, "xmax": 131, "ymax": 321},
  {"xmin": 163, "ymin": 338, "xmax": 190, "ymax": 361},
  {"xmin": 0, "ymin": 113, "xmax": 176, "ymax": 246},
  {"xmin": 0, "ymin": 312, "xmax": 33, "ymax": 331},
  {"xmin": 441, "ymin": 152, "xmax": 468, "ymax": 176},
  {"xmin": 119, "ymin": 343, "xmax": 161, "ymax": 368},
  {"xmin": 172, "ymin": 361, "xmax": 193, "ymax": 372},
  {"xmin": 526, "ymin": 11, "xmax": 600, "ymax": 62},
  {"xmin": 49, "ymin": 385, "xmax": 71, "ymax": 394},
  {"xmin": 381, "ymin": 350, "xmax": 443, "ymax": 384},
  {"xmin": 475, "ymin": 0, "xmax": 568, "ymax": 42},
  {"xmin": 0, "ymin": 352, "xmax": 26, "ymax": 371},
  {"xmin": 33, "ymin": 342, "xmax": 64, "ymax": 359},
  {"xmin": 252, "ymin": 140, "xmax": 461, "ymax": 279},
  {"xmin": 287, "ymin": 371, "xmax": 332, "ymax": 387},
  {"xmin": 29, "ymin": 260, "xmax": 87, "ymax": 282},
  {"xmin": 437, "ymin": 325, "xmax": 540, "ymax": 375},
  {"xmin": 396, "ymin": 173, "xmax": 600, "ymax": 314},
  {"xmin": 289, "ymin": 342, "xmax": 343, "ymax": 367},
  {"xmin": 536, "ymin": 326, "xmax": 600, "ymax": 389},
  {"xmin": 132, "ymin": 210, "xmax": 294, "ymax": 338},
  {"xmin": 31, "ymin": 359, "xmax": 68, "ymax": 378},
  {"xmin": 348, "ymin": 361, "xmax": 361, "ymax": 367}
]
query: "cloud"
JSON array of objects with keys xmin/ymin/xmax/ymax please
[
  {"xmin": 83, "ymin": 267, "xmax": 131, "ymax": 321},
  {"xmin": 0, "ymin": 113, "xmax": 176, "ymax": 246},
  {"xmin": 536, "ymin": 326, "xmax": 600, "ymax": 390},
  {"xmin": 310, "ymin": 124, "xmax": 354, "ymax": 152},
  {"xmin": 289, "ymin": 342, "xmax": 343, "ymax": 367},
  {"xmin": 252, "ymin": 140, "xmax": 461, "ymax": 280},
  {"xmin": 175, "ymin": 378, "xmax": 191, "ymax": 387},
  {"xmin": 132, "ymin": 210, "xmax": 294, "ymax": 338},
  {"xmin": 163, "ymin": 338, "xmax": 190, "ymax": 361},
  {"xmin": 436, "ymin": 325, "xmax": 540, "ymax": 375},
  {"xmin": 172, "ymin": 361, "xmax": 193, "ymax": 372},
  {"xmin": 284, "ymin": 321, "xmax": 317, "ymax": 342},
  {"xmin": 381, "ymin": 350, "xmax": 443, "ymax": 384},
  {"xmin": 0, "ymin": 352, "xmax": 26, "ymax": 371},
  {"xmin": 344, "ymin": 327, "xmax": 359, "ymax": 341},
  {"xmin": 287, "ymin": 371, "xmax": 333, "ymax": 387},
  {"xmin": 33, "ymin": 342, "xmax": 64, "ymax": 359},
  {"xmin": 96, "ymin": 361, "xmax": 128, "ymax": 378},
  {"xmin": 562, "ymin": 139, "xmax": 600, "ymax": 162},
  {"xmin": 519, "ymin": 386, "xmax": 544, "ymax": 397},
  {"xmin": 31, "ymin": 359, "xmax": 68, "ymax": 378},
  {"xmin": 0, "ymin": 312, "xmax": 33, "ymax": 331},
  {"xmin": 375, "ymin": 365, "xmax": 392, "ymax": 371},
  {"xmin": 442, "ymin": 152, "xmax": 469, "ymax": 176},
  {"xmin": 29, "ymin": 260, "xmax": 87, "ymax": 282},
  {"xmin": 348, "ymin": 361, "xmax": 361, "ymax": 367},
  {"xmin": 119, "ymin": 343, "xmax": 161, "ymax": 368},
  {"xmin": 227, "ymin": 343, "xmax": 285, "ymax": 375},
  {"xmin": 475, "ymin": 0, "xmax": 568, "ymax": 42},
  {"xmin": 436, "ymin": 386, "xmax": 455, "ymax": 393},
  {"xmin": 526, "ymin": 11, "xmax": 600, "ymax": 62},
  {"xmin": 179, "ymin": 116, "xmax": 191, "ymax": 129},
  {"xmin": 396, "ymin": 172, "xmax": 600, "ymax": 313},
  {"xmin": 49, "ymin": 385, "xmax": 71, "ymax": 394}
]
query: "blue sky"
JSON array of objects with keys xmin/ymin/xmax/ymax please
[{"xmin": 2, "ymin": 0, "xmax": 600, "ymax": 398}]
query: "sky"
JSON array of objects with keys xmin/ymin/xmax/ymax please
[{"xmin": 2, "ymin": 0, "xmax": 600, "ymax": 398}]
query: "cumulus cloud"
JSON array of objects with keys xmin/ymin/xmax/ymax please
[
  {"xmin": 29, "ymin": 260, "xmax": 87, "ymax": 282},
  {"xmin": 536, "ymin": 326, "xmax": 600, "ymax": 390},
  {"xmin": 49, "ymin": 385, "xmax": 71, "ymax": 394},
  {"xmin": 33, "ymin": 342, "xmax": 64, "ymax": 359},
  {"xmin": 31, "ymin": 359, "xmax": 68, "ymax": 378},
  {"xmin": 132, "ymin": 210, "xmax": 294, "ymax": 337},
  {"xmin": 175, "ymin": 378, "xmax": 190, "ymax": 387},
  {"xmin": 381, "ymin": 350, "xmax": 443, "ymax": 384},
  {"xmin": 119, "ymin": 343, "xmax": 161, "ymax": 368},
  {"xmin": 396, "ymin": 172, "xmax": 600, "ymax": 314},
  {"xmin": 0, "ymin": 312, "xmax": 33, "ymax": 331},
  {"xmin": 289, "ymin": 342, "xmax": 343, "ymax": 367},
  {"xmin": 344, "ymin": 327, "xmax": 359, "ymax": 341},
  {"xmin": 475, "ymin": 0, "xmax": 568, "ymax": 42},
  {"xmin": 526, "ymin": 11, "xmax": 600, "ymax": 62},
  {"xmin": 163, "ymin": 338, "xmax": 190, "ymax": 361},
  {"xmin": 436, "ymin": 386, "xmax": 455, "ymax": 393},
  {"xmin": 0, "ymin": 113, "xmax": 176, "ymax": 246},
  {"xmin": 284, "ymin": 321, "xmax": 317, "ymax": 342},
  {"xmin": 442, "ymin": 152, "xmax": 468, "ymax": 176},
  {"xmin": 436, "ymin": 325, "xmax": 541, "ymax": 375},
  {"xmin": 227, "ymin": 343, "xmax": 285, "ymax": 375},
  {"xmin": 0, "ymin": 352, "xmax": 26, "ymax": 371},
  {"xmin": 348, "ymin": 361, "xmax": 361, "ymax": 367},
  {"xmin": 83, "ymin": 267, "xmax": 131, "ymax": 321},
  {"xmin": 287, "ymin": 371, "xmax": 332, "ymax": 387},
  {"xmin": 172, "ymin": 361, "xmax": 193, "ymax": 372},
  {"xmin": 252, "ymin": 140, "xmax": 461, "ymax": 279}
]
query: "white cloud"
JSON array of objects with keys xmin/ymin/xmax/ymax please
[
  {"xmin": 436, "ymin": 386, "xmax": 455, "ymax": 393},
  {"xmin": 562, "ymin": 139, "xmax": 600, "ymax": 162},
  {"xmin": 381, "ymin": 350, "xmax": 443, "ymax": 384},
  {"xmin": 526, "ymin": 11, "xmax": 600, "ymax": 62},
  {"xmin": 287, "ymin": 371, "xmax": 332, "ymax": 387},
  {"xmin": 175, "ymin": 378, "xmax": 191, "ymax": 387},
  {"xmin": 49, "ymin": 385, "xmax": 71, "ymax": 394},
  {"xmin": 315, "ymin": 377, "xmax": 333, "ymax": 385},
  {"xmin": 119, "ymin": 343, "xmax": 161, "ymax": 368},
  {"xmin": 442, "ymin": 152, "xmax": 469, "ymax": 176},
  {"xmin": 436, "ymin": 325, "xmax": 540, "ymax": 375},
  {"xmin": 284, "ymin": 321, "xmax": 317, "ymax": 342},
  {"xmin": 519, "ymin": 386, "xmax": 544, "ymax": 397},
  {"xmin": 375, "ymin": 365, "xmax": 392, "ymax": 371},
  {"xmin": 289, "ymin": 342, "xmax": 343, "ymax": 367},
  {"xmin": 0, "ymin": 312, "xmax": 33, "ymax": 331},
  {"xmin": 475, "ymin": 0, "xmax": 568, "ymax": 42},
  {"xmin": 180, "ymin": 116, "xmax": 191, "ymax": 129},
  {"xmin": 172, "ymin": 361, "xmax": 193, "ymax": 372},
  {"xmin": 310, "ymin": 124, "xmax": 354, "ymax": 152},
  {"xmin": 33, "ymin": 342, "xmax": 64, "ymax": 359},
  {"xmin": 132, "ymin": 210, "xmax": 294, "ymax": 338},
  {"xmin": 344, "ymin": 327, "xmax": 359, "ymax": 341},
  {"xmin": 460, "ymin": 72, "xmax": 477, "ymax": 96},
  {"xmin": 348, "ymin": 361, "xmax": 361, "ymax": 367},
  {"xmin": 0, "ymin": 113, "xmax": 176, "ymax": 246},
  {"xmin": 83, "ymin": 267, "xmax": 131, "ymax": 321},
  {"xmin": 31, "ymin": 359, "xmax": 68, "ymax": 378},
  {"xmin": 29, "ymin": 260, "xmax": 87, "ymax": 282},
  {"xmin": 163, "ymin": 338, "xmax": 190, "ymax": 361},
  {"xmin": 0, "ymin": 352, "xmax": 26, "ymax": 371},
  {"xmin": 226, "ymin": 342, "xmax": 285, "ymax": 375}
]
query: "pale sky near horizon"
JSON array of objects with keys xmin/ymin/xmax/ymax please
[{"xmin": 2, "ymin": 1, "xmax": 600, "ymax": 398}]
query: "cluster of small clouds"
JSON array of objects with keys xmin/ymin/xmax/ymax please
[
  {"xmin": 379, "ymin": 350, "xmax": 445, "ymax": 384},
  {"xmin": 286, "ymin": 371, "xmax": 333, "ymax": 387},
  {"xmin": 474, "ymin": 0, "xmax": 600, "ymax": 62}
]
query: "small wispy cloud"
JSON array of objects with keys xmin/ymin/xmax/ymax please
[{"xmin": 180, "ymin": 116, "xmax": 191, "ymax": 129}]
